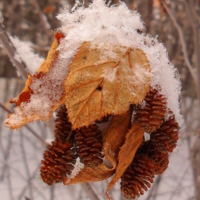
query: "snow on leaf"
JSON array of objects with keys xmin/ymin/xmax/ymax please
[
  {"xmin": 64, "ymin": 42, "xmax": 151, "ymax": 129},
  {"xmin": 5, "ymin": 33, "xmax": 66, "ymax": 129}
]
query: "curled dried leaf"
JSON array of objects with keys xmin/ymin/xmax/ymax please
[
  {"xmin": 64, "ymin": 162, "xmax": 115, "ymax": 185},
  {"xmin": 63, "ymin": 111, "xmax": 131, "ymax": 185},
  {"xmin": 106, "ymin": 121, "xmax": 144, "ymax": 199},
  {"xmin": 103, "ymin": 109, "xmax": 131, "ymax": 169}
]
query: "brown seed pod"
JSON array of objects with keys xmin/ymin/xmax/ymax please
[
  {"xmin": 151, "ymin": 115, "xmax": 179, "ymax": 153},
  {"xmin": 149, "ymin": 145, "xmax": 169, "ymax": 175},
  {"xmin": 134, "ymin": 87, "xmax": 167, "ymax": 133},
  {"xmin": 139, "ymin": 140, "xmax": 169, "ymax": 175},
  {"xmin": 75, "ymin": 124, "xmax": 103, "ymax": 167},
  {"xmin": 40, "ymin": 105, "xmax": 77, "ymax": 185},
  {"xmin": 54, "ymin": 105, "xmax": 72, "ymax": 143},
  {"xmin": 120, "ymin": 153, "xmax": 156, "ymax": 199},
  {"xmin": 40, "ymin": 140, "xmax": 77, "ymax": 185}
]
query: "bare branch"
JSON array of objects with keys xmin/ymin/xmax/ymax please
[
  {"xmin": 30, "ymin": 0, "xmax": 51, "ymax": 32},
  {"xmin": 81, "ymin": 183, "xmax": 101, "ymax": 200},
  {"xmin": 184, "ymin": 0, "xmax": 200, "ymax": 112},
  {"xmin": 0, "ymin": 23, "xmax": 28, "ymax": 81},
  {"xmin": 162, "ymin": 1, "xmax": 198, "ymax": 86},
  {"xmin": 0, "ymin": 102, "xmax": 47, "ymax": 146},
  {"xmin": 20, "ymin": 131, "xmax": 33, "ymax": 200},
  {"xmin": 189, "ymin": 0, "xmax": 200, "ymax": 24}
]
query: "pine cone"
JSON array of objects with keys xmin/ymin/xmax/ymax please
[
  {"xmin": 134, "ymin": 88, "xmax": 167, "ymax": 133},
  {"xmin": 40, "ymin": 140, "xmax": 76, "ymax": 185},
  {"xmin": 75, "ymin": 124, "xmax": 103, "ymax": 167},
  {"xmin": 54, "ymin": 105, "xmax": 72, "ymax": 143},
  {"xmin": 149, "ymin": 147, "xmax": 169, "ymax": 175},
  {"xmin": 151, "ymin": 115, "xmax": 179, "ymax": 153},
  {"xmin": 40, "ymin": 105, "xmax": 77, "ymax": 185},
  {"xmin": 121, "ymin": 153, "xmax": 156, "ymax": 199}
]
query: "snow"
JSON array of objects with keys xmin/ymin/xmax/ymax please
[
  {"xmin": 6, "ymin": 0, "xmax": 182, "ymax": 128},
  {"xmin": 57, "ymin": 0, "xmax": 182, "ymax": 126},
  {"xmin": 10, "ymin": 36, "xmax": 44, "ymax": 73},
  {"xmin": 101, "ymin": 67, "xmax": 118, "ymax": 82},
  {"xmin": 66, "ymin": 157, "xmax": 84, "ymax": 183}
]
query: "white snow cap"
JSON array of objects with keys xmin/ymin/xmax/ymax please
[
  {"xmin": 10, "ymin": 36, "xmax": 44, "ymax": 73},
  {"xmin": 57, "ymin": 0, "xmax": 182, "ymax": 126},
  {"xmin": 6, "ymin": 0, "xmax": 183, "ymax": 128}
]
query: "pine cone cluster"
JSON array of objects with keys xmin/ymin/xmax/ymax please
[
  {"xmin": 121, "ymin": 87, "xmax": 179, "ymax": 199},
  {"xmin": 120, "ymin": 140, "xmax": 169, "ymax": 198},
  {"xmin": 40, "ymin": 87, "xmax": 180, "ymax": 200},
  {"xmin": 75, "ymin": 124, "xmax": 103, "ymax": 167},
  {"xmin": 40, "ymin": 105, "xmax": 104, "ymax": 185},
  {"xmin": 134, "ymin": 88, "xmax": 167, "ymax": 133},
  {"xmin": 40, "ymin": 106, "xmax": 77, "ymax": 185}
]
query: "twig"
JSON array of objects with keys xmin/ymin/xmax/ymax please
[
  {"xmin": 7, "ymin": 168, "xmax": 14, "ymax": 200},
  {"xmin": 189, "ymin": 0, "xmax": 200, "ymax": 24},
  {"xmin": 169, "ymin": 163, "xmax": 191, "ymax": 200},
  {"xmin": 184, "ymin": 0, "xmax": 200, "ymax": 112},
  {"xmin": 20, "ymin": 131, "xmax": 33, "ymax": 200},
  {"xmin": 81, "ymin": 183, "xmax": 101, "ymax": 200},
  {"xmin": 30, "ymin": 44, "xmax": 51, "ymax": 51},
  {"xmin": 0, "ymin": 23, "xmax": 28, "ymax": 81},
  {"xmin": 50, "ymin": 185, "xmax": 55, "ymax": 200},
  {"xmin": 146, "ymin": 176, "xmax": 162, "ymax": 200},
  {"xmin": 0, "ymin": 102, "xmax": 47, "ymax": 146},
  {"xmin": 30, "ymin": 0, "xmax": 51, "ymax": 31},
  {"xmin": 0, "ymin": 130, "xmax": 13, "ymax": 181},
  {"xmin": 162, "ymin": 1, "xmax": 198, "ymax": 86},
  {"xmin": 17, "ymin": 164, "xmax": 41, "ymax": 200}
]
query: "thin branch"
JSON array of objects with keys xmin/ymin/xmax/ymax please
[
  {"xmin": 20, "ymin": 131, "xmax": 33, "ymax": 200},
  {"xmin": 81, "ymin": 183, "xmax": 101, "ymax": 200},
  {"xmin": 190, "ymin": 0, "xmax": 200, "ymax": 24},
  {"xmin": 30, "ymin": 0, "xmax": 51, "ymax": 32},
  {"xmin": 7, "ymin": 168, "xmax": 14, "ymax": 200},
  {"xmin": 0, "ymin": 130, "xmax": 13, "ymax": 181},
  {"xmin": 184, "ymin": 0, "xmax": 200, "ymax": 112},
  {"xmin": 162, "ymin": 1, "xmax": 198, "ymax": 86},
  {"xmin": 0, "ymin": 102, "xmax": 47, "ymax": 146},
  {"xmin": 0, "ymin": 23, "xmax": 28, "ymax": 81},
  {"xmin": 146, "ymin": 176, "xmax": 162, "ymax": 200},
  {"xmin": 17, "ymin": 164, "xmax": 41, "ymax": 200}
]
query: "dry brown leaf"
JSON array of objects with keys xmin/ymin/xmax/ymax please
[
  {"xmin": 65, "ymin": 42, "xmax": 151, "ymax": 129},
  {"xmin": 103, "ymin": 109, "xmax": 131, "ymax": 169},
  {"xmin": 106, "ymin": 121, "xmax": 144, "ymax": 199},
  {"xmin": 5, "ymin": 33, "xmax": 65, "ymax": 129},
  {"xmin": 64, "ymin": 163, "xmax": 115, "ymax": 185},
  {"xmin": 64, "ymin": 110, "xmax": 131, "ymax": 185}
]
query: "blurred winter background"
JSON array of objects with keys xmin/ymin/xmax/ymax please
[{"xmin": 0, "ymin": 0, "xmax": 199, "ymax": 199}]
